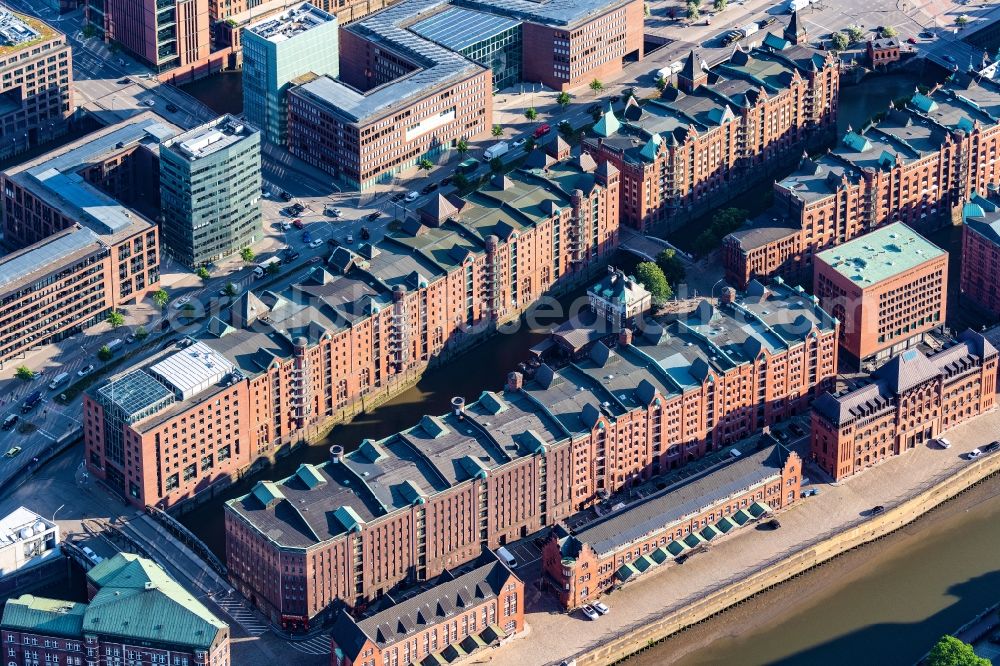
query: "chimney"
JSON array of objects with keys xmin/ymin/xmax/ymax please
[
  {"xmin": 619, "ymin": 329, "xmax": 633, "ymax": 347},
  {"xmin": 506, "ymin": 371, "xmax": 523, "ymax": 392},
  {"xmin": 329, "ymin": 445, "xmax": 344, "ymax": 464},
  {"xmin": 720, "ymin": 287, "xmax": 737, "ymax": 305},
  {"xmin": 451, "ymin": 396, "xmax": 466, "ymax": 417}
]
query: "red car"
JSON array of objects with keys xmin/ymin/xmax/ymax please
[
  {"xmin": 907, "ymin": 37, "xmax": 917, "ymax": 44},
  {"xmin": 533, "ymin": 124, "xmax": 551, "ymax": 139},
  {"xmin": 292, "ymin": 218, "xmax": 304, "ymax": 229}
]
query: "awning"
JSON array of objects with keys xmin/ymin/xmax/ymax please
[
  {"xmin": 442, "ymin": 644, "xmax": 466, "ymax": 662},
  {"xmin": 749, "ymin": 501, "xmax": 771, "ymax": 518},
  {"xmin": 715, "ymin": 516, "xmax": 735, "ymax": 533},
  {"xmin": 732, "ymin": 509, "xmax": 752, "ymax": 525},
  {"xmin": 460, "ymin": 634, "xmax": 485, "ymax": 653},
  {"xmin": 650, "ymin": 547, "xmax": 670, "ymax": 564},
  {"xmin": 666, "ymin": 540, "xmax": 686, "ymax": 556},
  {"xmin": 634, "ymin": 554, "xmax": 655, "ymax": 572},
  {"xmin": 700, "ymin": 524, "xmax": 720, "ymax": 541},
  {"xmin": 422, "ymin": 654, "xmax": 446, "ymax": 666},
  {"xmin": 682, "ymin": 532, "xmax": 703, "ymax": 548},
  {"xmin": 616, "ymin": 562, "xmax": 638, "ymax": 581}
]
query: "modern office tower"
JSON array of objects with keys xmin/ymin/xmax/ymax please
[
  {"xmin": 159, "ymin": 114, "xmax": 262, "ymax": 267},
  {"xmin": 813, "ymin": 223, "xmax": 948, "ymax": 370},
  {"xmin": 0, "ymin": 9, "xmax": 73, "ymax": 159},
  {"xmin": 242, "ymin": 3, "xmax": 338, "ymax": 145},
  {"xmin": 87, "ymin": 0, "xmax": 210, "ymax": 73}
]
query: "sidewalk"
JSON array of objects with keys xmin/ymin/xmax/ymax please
[{"xmin": 494, "ymin": 408, "xmax": 1000, "ymax": 666}]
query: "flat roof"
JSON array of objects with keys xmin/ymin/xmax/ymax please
[
  {"xmin": 246, "ymin": 2, "xmax": 336, "ymax": 42},
  {"xmin": 0, "ymin": 507, "xmax": 55, "ymax": 547},
  {"xmin": 97, "ymin": 370, "xmax": 176, "ymax": 420},
  {"xmin": 0, "ymin": 227, "xmax": 103, "ymax": 294},
  {"xmin": 163, "ymin": 115, "xmax": 256, "ymax": 161},
  {"xmin": 148, "ymin": 341, "xmax": 236, "ymax": 400},
  {"xmin": 410, "ymin": 6, "xmax": 521, "ymax": 52},
  {"xmin": 815, "ymin": 223, "xmax": 946, "ymax": 286},
  {"xmin": 459, "ymin": 0, "xmax": 632, "ymax": 28},
  {"xmin": 0, "ymin": 10, "xmax": 57, "ymax": 56}
]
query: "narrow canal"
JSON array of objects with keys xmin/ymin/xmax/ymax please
[{"xmin": 630, "ymin": 477, "xmax": 1000, "ymax": 666}]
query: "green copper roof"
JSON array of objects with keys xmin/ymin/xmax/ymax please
[
  {"xmin": 911, "ymin": 92, "xmax": 938, "ymax": 113},
  {"xmin": 85, "ymin": 554, "xmax": 226, "ymax": 650},
  {"xmin": 295, "ymin": 463, "xmax": 327, "ymax": 489},
  {"xmin": 843, "ymin": 130, "xmax": 872, "ymax": 153},
  {"xmin": 592, "ymin": 105, "xmax": 621, "ymax": 137},
  {"xmin": 816, "ymin": 223, "xmax": 945, "ymax": 285},
  {"xmin": 1, "ymin": 595, "xmax": 86, "ymax": 638},
  {"xmin": 251, "ymin": 480, "xmax": 284, "ymax": 507},
  {"xmin": 639, "ymin": 133, "xmax": 662, "ymax": 161}
]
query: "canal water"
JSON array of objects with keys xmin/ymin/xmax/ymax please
[
  {"xmin": 180, "ymin": 71, "xmax": 244, "ymax": 116},
  {"xmin": 630, "ymin": 479, "xmax": 1000, "ymax": 666},
  {"xmin": 178, "ymin": 284, "xmax": 590, "ymax": 554}
]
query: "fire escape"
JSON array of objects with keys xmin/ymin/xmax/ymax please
[
  {"xmin": 388, "ymin": 286, "xmax": 410, "ymax": 373},
  {"xmin": 483, "ymin": 242, "xmax": 502, "ymax": 319},
  {"xmin": 290, "ymin": 341, "xmax": 312, "ymax": 430}
]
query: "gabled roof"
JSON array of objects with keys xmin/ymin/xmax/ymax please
[
  {"xmin": 592, "ymin": 105, "xmax": 621, "ymax": 137},
  {"xmin": 1, "ymin": 595, "xmax": 86, "ymax": 638}
]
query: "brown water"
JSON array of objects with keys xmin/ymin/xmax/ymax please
[{"xmin": 630, "ymin": 480, "xmax": 1000, "ymax": 666}]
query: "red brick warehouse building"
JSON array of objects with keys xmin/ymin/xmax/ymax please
[
  {"xmin": 813, "ymin": 223, "xmax": 948, "ymax": 370},
  {"xmin": 960, "ymin": 189, "xmax": 1000, "ymax": 319},
  {"xmin": 222, "ymin": 280, "xmax": 837, "ymax": 631},
  {"xmin": 582, "ymin": 20, "xmax": 839, "ymax": 231},
  {"xmin": 83, "ymin": 151, "xmax": 619, "ymax": 508},
  {"xmin": 811, "ymin": 329, "xmax": 997, "ymax": 481},
  {"xmin": 725, "ymin": 74, "xmax": 1000, "ymax": 289}
]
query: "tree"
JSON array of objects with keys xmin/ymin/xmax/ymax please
[
  {"xmin": 106, "ymin": 310, "xmax": 125, "ymax": 329},
  {"xmin": 15, "ymin": 366, "xmax": 34, "ymax": 381},
  {"xmin": 456, "ymin": 138, "xmax": 470, "ymax": 156},
  {"xmin": 589, "ymin": 79, "xmax": 604, "ymax": 96},
  {"xmin": 556, "ymin": 92, "xmax": 571, "ymax": 111},
  {"xmin": 82, "ymin": 23, "xmax": 97, "ymax": 38},
  {"xmin": 489, "ymin": 157, "xmax": 504, "ymax": 173},
  {"xmin": 635, "ymin": 262, "xmax": 673, "ymax": 304},
  {"xmin": 196, "ymin": 266, "xmax": 211, "ymax": 280},
  {"xmin": 926, "ymin": 636, "xmax": 990, "ymax": 666},
  {"xmin": 846, "ymin": 25, "xmax": 865, "ymax": 43},
  {"xmin": 417, "ymin": 158, "xmax": 434, "ymax": 171},
  {"xmin": 558, "ymin": 122, "xmax": 575, "ymax": 140},
  {"xmin": 524, "ymin": 137, "xmax": 537, "ymax": 152},
  {"xmin": 831, "ymin": 32, "xmax": 849, "ymax": 51},
  {"xmin": 97, "ymin": 346, "xmax": 112, "ymax": 362},
  {"xmin": 692, "ymin": 207, "xmax": 748, "ymax": 255},
  {"xmin": 656, "ymin": 248, "xmax": 687, "ymax": 286},
  {"xmin": 240, "ymin": 247, "xmax": 255, "ymax": 263},
  {"xmin": 152, "ymin": 289, "xmax": 169, "ymax": 309},
  {"xmin": 880, "ymin": 25, "xmax": 897, "ymax": 37},
  {"xmin": 655, "ymin": 75, "xmax": 668, "ymax": 91},
  {"xmin": 525, "ymin": 107, "xmax": 538, "ymax": 121},
  {"xmin": 713, "ymin": 0, "xmax": 726, "ymax": 11},
  {"xmin": 453, "ymin": 172, "xmax": 469, "ymax": 190},
  {"xmin": 686, "ymin": 0, "xmax": 700, "ymax": 21},
  {"xmin": 134, "ymin": 325, "xmax": 149, "ymax": 340},
  {"xmin": 224, "ymin": 282, "xmax": 239, "ymax": 297},
  {"xmin": 266, "ymin": 261, "xmax": 281, "ymax": 275},
  {"xmin": 491, "ymin": 124, "xmax": 504, "ymax": 138},
  {"xmin": 956, "ymin": 15, "xmax": 969, "ymax": 27}
]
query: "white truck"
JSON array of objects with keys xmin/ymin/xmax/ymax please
[
  {"xmin": 484, "ymin": 142, "xmax": 509, "ymax": 160},
  {"xmin": 253, "ymin": 256, "xmax": 281, "ymax": 278},
  {"xmin": 787, "ymin": 0, "xmax": 811, "ymax": 12},
  {"xmin": 739, "ymin": 22, "xmax": 759, "ymax": 39}
]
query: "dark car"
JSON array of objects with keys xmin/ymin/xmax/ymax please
[
  {"xmin": 767, "ymin": 518, "xmax": 781, "ymax": 530},
  {"xmin": 421, "ymin": 182, "xmax": 439, "ymax": 195},
  {"xmin": 284, "ymin": 249, "xmax": 300, "ymax": 261},
  {"xmin": 327, "ymin": 238, "xmax": 339, "ymax": 248},
  {"xmin": 2, "ymin": 414, "xmax": 18, "ymax": 430},
  {"xmin": 166, "ymin": 103, "xmax": 179, "ymax": 113},
  {"xmin": 441, "ymin": 176, "xmax": 453, "ymax": 187},
  {"xmin": 983, "ymin": 441, "xmax": 1000, "ymax": 454},
  {"xmin": 367, "ymin": 211, "xmax": 381, "ymax": 221},
  {"xmin": 21, "ymin": 391, "xmax": 42, "ymax": 413},
  {"xmin": 117, "ymin": 77, "xmax": 130, "ymax": 84},
  {"xmin": 302, "ymin": 231, "xmax": 313, "ymax": 244},
  {"xmin": 279, "ymin": 190, "xmax": 293, "ymax": 201},
  {"xmin": 292, "ymin": 202, "xmax": 305, "ymax": 213},
  {"xmin": 759, "ymin": 17, "xmax": 775, "ymax": 27},
  {"xmin": 391, "ymin": 193, "xmax": 405, "ymax": 202},
  {"xmin": 608, "ymin": 95, "xmax": 620, "ymax": 103},
  {"xmin": 360, "ymin": 226, "xmax": 371, "ymax": 241},
  {"xmin": 533, "ymin": 536, "xmax": 547, "ymax": 549},
  {"xmin": 871, "ymin": 505, "xmax": 886, "ymax": 516},
  {"xmin": 789, "ymin": 423, "xmax": 805, "ymax": 437},
  {"xmin": 674, "ymin": 554, "xmax": 689, "ymax": 565},
  {"xmin": 919, "ymin": 31, "xmax": 934, "ymax": 38}
]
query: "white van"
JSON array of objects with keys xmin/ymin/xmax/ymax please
[
  {"xmin": 48, "ymin": 372, "xmax": 69, "ymax": 390},
  {"xmin": 496, "ymin": 546, "xmax": 518, "ymax": 568}
]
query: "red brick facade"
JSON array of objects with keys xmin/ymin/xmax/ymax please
[
  {"xmin": 812, "ymin": 330, "xmax": 998, "ymax": 481},
  {"xmin": 960, "ymin": 193, "xmax": 1000, "ymax": 318}
]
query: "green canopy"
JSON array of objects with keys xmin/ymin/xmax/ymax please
[
  {"xmin": 682, "ymin": 532, "xmax": 703, "ymax": 549},
  {"xmin": 715, "ymin": 516, "xmax": 735, "ymax": 533},
  {"xmin": 442, "ymin": 644, "xmax": 466, "ymax": 662},
  {"xmin": 732, "ymin": 509, "xmax": 752, "ymax": 525},
  {"xmin": 422, "ymin": 654, "xmax": 446, "ymax": 666},
  {"xmin": 616, "ymin": 562, "xmax": 638, "ymax": 581},
  {"xmin": 634, "ymin": 554, "xmax": 656, "ymax": 572},
  {"xmin": 749, "ymin": 501, "xmax": 771, "ymax": 518},
  {"xmin": 650, "ymin": 547, "xmax": 670, "ymax": 564},
  {"xmin": 666, "ymin": 540, "xmax": 686, "ymax": 556},
  {"xmin": 700, "ymin": 524, "xmax": 720, "ymax": 541}
]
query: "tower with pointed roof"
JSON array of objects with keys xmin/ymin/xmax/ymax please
[
  {"xmin": 784, "ymin": 10, "xmax": 807, "ymax": 45},
  {"xmin": 678, "ymin": 50, "xmax": 708, "ymax": 93}
]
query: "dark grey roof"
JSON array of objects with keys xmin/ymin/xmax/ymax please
[
  {"xmin": 458, "ymin": 0, "xmax": 634, "ymax": 28},
  {"xmin": 331, "ymin": 555, "xmax": 517, "ymax": 657},
  {"xmin": 410, "ymin": 6, "xmax": 521, "ymax": 52},
  {"xmin": 873, "ymin": 348, "xmax": 939, "ymax": 394},
  {"xmin": 571, "ymin": 443, "xmax": 794, "ymax": 555},
  {"xmin": 726, "ymin": 211, "xmax": 801, "ymax": 251}
]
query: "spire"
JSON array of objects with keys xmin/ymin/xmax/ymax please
[
  {"xmin": 784, "ymin": 10, "xmax": 806, "ymax": 45},
  {"xmin": 678, "ymin": 49, "xmax": 707, "ymax": 93},
  {"xmin": 681, "ymin": 49, "xmax": 698, "ymax": 81}
]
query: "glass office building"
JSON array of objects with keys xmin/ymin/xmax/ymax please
[{"xmin": 410, "ymin": 6, "xmax": 522, "ymax": 91}]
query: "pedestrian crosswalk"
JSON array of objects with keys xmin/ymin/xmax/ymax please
[
  {"xmin": 212, "ymin": 595, "xmax": 270, "ymax": 636},
  {"xmin": 288, "ymin": 635, "xmax": 331, "ymax": 656}
]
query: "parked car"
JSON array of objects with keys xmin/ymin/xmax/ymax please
[
  {"xmin": 367, "ymin": 212, "xmax": 381, "ymax": 221},
  {"xmin": 592, "ymin": 601, "xmax": 610, "ymax": 615},
  {"xmin": 309, "ymin": 239, "xmax": 323, "ymax": 249},
  {"xmin": 967, "ymin": 448, "xmax": 983, "ymax": 459},
  {"xmin": 983, "ymin": 441, "xmax": 1000, "ymax": 454},
  {"xmin": 171, "ymin": 296, "xmax": 192, "ymax": 309},
  {"xmin": 871, "ymin": 505, "xmax": 885, "ymax": 516},
  {"xmin": 346, "ymin": 235, "xmax": 354, "ymax": 244},
  {"xmin": 360, "ymin": 227, "xmax": 371, "ymax": 241},
  {"xmin": 907, "ymin": 37, "xmax": 917, "ymax": 44},
  {"xmin": 581, "ymin": 605, "xmax": 599, "ymax": 621},
  {"xmin": 801, "ymin": 488, "xmax": 819, "ymax": 497},
  {"xmin": 2, "ymin": 415, "xmax": 18, "ymax": 430},
  {"xmin": 280, "ymin": 220, "xmax": 292, "ymax": 231},
  {"xmin": 421, "ymin": 182, "xmax": 439, "ymax": 195},
  {"xmin": 405, "ymin": 191, "xmax": 419, "ymax": 202},
  {"xmin": 511, "ymin": 138, "xmax": 526, "ymax": 148},
  {"xmin": 302, "ymin": 231, "xmax": 313, "ymax": 243},
  {"xmin": 935, "ymin": 437, "xmax": 952, "ymax": 449},
  {"xmin": 767, "ymin": 518, "xmax": 782, "ymax": 530},
  {"xmin": 166, "ymin": 103, "xmax": 179, "ymax": 113},
  {"xmin": 789, "ymin": 423, "xmax": 805, "ymax": 437},
  {"xmin": 441, "ymin": 176, "xmax": 453, "ymax": 186},
  {"xmin": 124, "ymin": 334, "xmax": 136, "ymax": 344},
  {"xmin": 674, "ymin": 554, "xmax": 689, "ymax": 565},
  {"xmin": 919, "ymin": 31, "xmax": 934, "ymax": 38},
  {"xmin": 4, "ymin": 446, "xmax": 22, "ymax": 457},
  {"xmin": 328, "ymin": 207, "xmax": 342, "ymax": 218},
  {"xmin": 284, "ymin": 249, "xmax": 300, "ymax": 261},
  {"xmin": 77, "ymin": 364, "xmax": 94, "ymax": 377},
  {"xmin": 391, "ymin": 193, "xmax": 405, "ymax": 202},
  {"xmin": 532, "ymin": 124, "xmax": 551, "ymax": 139},
  {"xmin": 292, "ymin": 218, "xmax": 305, "ymax": 229},
  {"xmin": 279, "ymin": 190, "xmax": 293, "ymax": 201}
]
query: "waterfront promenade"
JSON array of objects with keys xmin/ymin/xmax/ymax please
[{"xmin": 495, "ymin": 409, "xmax": 1000, "ymax": 666}]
